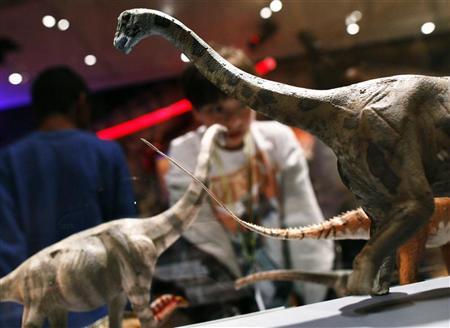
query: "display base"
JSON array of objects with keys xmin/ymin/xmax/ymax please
[{"xmin": 180, "ymin": 276, "xmax": 450, "ymax": 327}]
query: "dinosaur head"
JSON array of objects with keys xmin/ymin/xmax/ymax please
[{"xmin": 114, "ymin": 9, "xmax": 153, "ymax": 54}]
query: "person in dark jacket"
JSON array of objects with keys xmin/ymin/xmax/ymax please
[{"xmin": 0, "ymin": 66, "xmax": 136, "ymax": 327}]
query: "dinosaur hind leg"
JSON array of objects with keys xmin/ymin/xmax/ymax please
[
  {"xmin": 126, "ymin": 277, "xmax": 156, "ymax": 328},
  {"xmin": 440, "ymin": 242, "xmax": 450, "ymax": 275},
  {"xmin": 349, "ymin": 192, "xmax": 433, "ymax": 295},
  {"xmin": 372, "ymin": 252, "xmax": 395, "ymax": 295},
  {"xmin": 397, "ymin": 227, "xmax": 428, "ymax": 285}
]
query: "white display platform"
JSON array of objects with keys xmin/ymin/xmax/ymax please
[{"xmin": 180, "ymin": 276, "xmax": 450, "ymax": 327}]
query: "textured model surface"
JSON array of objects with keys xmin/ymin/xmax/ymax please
[
  {"xmin": 0, "ymin": 124, "xmax": 225, "ymax": 328},
  {"xmin": 113, "ymin": 9, "xmax": 450, "ymax": 295}
]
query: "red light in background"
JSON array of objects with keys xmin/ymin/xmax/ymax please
[
  {"xmin": 248, "ymin": 34, "xmax": 261, "ymax": 48},
  {"xmin": 255, "ymin": 57, "xmax": 277, "ymax": 76},
  {"xmin": 96, "ymin": 57, "xmax": 277, "ymax": 140},
  {"xmin": 96, "ymin": 99, "xmax": 192, "ymax": 140}
]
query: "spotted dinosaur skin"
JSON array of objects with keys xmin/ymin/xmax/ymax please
[
  {"xmin": 234, "ymin": 197, "xmax": 450, "ymax": 293},
  {"xmin": 113, "ymin": 9, "xmax": 450, "ymax": 295},
  {"xmin": 0, "ymin": 124, "xmax": 225, "ymax": 328}
]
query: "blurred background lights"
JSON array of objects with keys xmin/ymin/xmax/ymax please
[
  {"xmin": 57, "ymin": 19, "xmax": 70, "ymax": 31},
  {"xmin": 347, "ymin": 23, "xmax": 360, "ymax": 35},
  {"xmin": 42, "ymin": 15, "xmax": 56, "ymax": 28},
  {"xmin": 346, "ymin": 10, "xmax": 362, "ymax": 25},
  {"xmin": 8, "ymin": 73, "xmax": 23, "ymax": 85},
  {"xmin": 260, "ymin": 7, "xmax": 272, "ymax": 19},
  {"xmin": 84, "ymin": 54, "xmax": 97, "ymax": 66},
  {"xmin": 269, "ymin": 0, "xmax": 283, "ymax": 13},
  {"xmin": 180, "ymin": 53, "xmax": 190, "ymax": 62},
  {"xmin": 161, "ymin": 4, "xmax": 174, "ymax": 16},
  {"xmin": 421, "ymin": 22, "xmax": 435, "ymax": 34}
]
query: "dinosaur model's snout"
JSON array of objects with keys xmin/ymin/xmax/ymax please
[{"xmin": 113, "ymin": 34, "xmax": 131, "ymax": 54}]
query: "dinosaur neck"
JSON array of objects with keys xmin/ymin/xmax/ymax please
[
  {"xmin": 141, "ymin": 125, "xmax": 221, "ymax": 254},
  {"xmin": 138, "ymin": 10, "xmax": 351, "ymax": 149},
  {"xmin": 152, "ymin": 185, "xmax": 205, "ymax": 253}
]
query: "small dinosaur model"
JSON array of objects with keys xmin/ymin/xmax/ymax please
[
  {"xmin": 113, "ymin": 8, "xmax": 450, "ymax": 295},
  {"xmin": 89, "ymin": 294, "xmax": 189, "ymax": 328},
  {"xmin": 234, "ymin": 197, "xmax": 450, "ymax": 295},
  {"xmin": 0, "ymin": 124, "xmax": 226, "ymax": 328},
  {"xmin": 149, "ymin": 294, "xmax": 188, "ymax": 323}
]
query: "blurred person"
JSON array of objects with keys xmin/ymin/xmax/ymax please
[
  {"xmin": 156, "ymin": 45, "xmax": 335, "ymax": 323},
  {"xmin": 0, "ymin": 66, "xmax": 136, "ymax": 327}
]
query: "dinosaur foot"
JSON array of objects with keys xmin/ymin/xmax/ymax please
[
  {"xmin": 346, "ymin": 264, "xmax": 375, "ymax": 295},
  {"xmin": 371, "ymin": 278, "xmax": 391, "ymax": 296}
]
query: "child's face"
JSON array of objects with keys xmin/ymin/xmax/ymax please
[{"xmin": 195, "ymin": 98, "xmax": 254, "ymax": 149}]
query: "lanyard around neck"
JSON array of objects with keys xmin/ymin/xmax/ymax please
[{"xmin": 211, "ymin": 132, "xmax": 257, "ymax": 217}]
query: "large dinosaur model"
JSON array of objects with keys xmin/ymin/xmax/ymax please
[
  {"xmin": 234, "ymin": 197, "xmax": 450, "ymax": 295},
  {"xmin": 113, "ymin": 8, "xmax": 450, "ymax": 295},
  {"xmin": 0, "ymin": 124, "xmax": 226, "ymax": 328}
]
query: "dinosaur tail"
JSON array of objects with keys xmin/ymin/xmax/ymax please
[
  {"xmin": 142, "ymin": 124, "xmax": 226, "ymax": 254},
  {"xmin": 235, "ymin": 269, "xmax": 351, "ymax": 297},
  {"xmin": 206, "ymin": 206, "xmax": 370, "ymax": 241}
]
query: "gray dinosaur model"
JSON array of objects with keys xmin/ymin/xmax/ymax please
[
  {"xmin": 113, "ymin": 8, "xmax": 450, "ymax": 295},
  {"xmin": 0, "ymin": 124, "xmax": 226, "ymax": 328}
]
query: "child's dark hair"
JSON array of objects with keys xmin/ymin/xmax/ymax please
[
  {"xmin": 181, "ymin": 45, "xmax": 254, "ymax": 109},
  {"xmin": 31, "ymin": 66, "xmax": 89, "ymax": 123}
]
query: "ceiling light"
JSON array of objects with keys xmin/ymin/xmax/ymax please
[
  {"xmin": 269, "ymin": 0, "xmax": 283, "ymax": 12},
  {"xmin": 8, "ymin": 73, "xmax": 23, "ymax": 85},
  {"xmin": 346, "ymin": 10, "xmax": 362, "ymax": 26},
  {"xmin": 42, "ymin": 15, "xmax": 56, "ymax": 28},
  {"xmin": 346, "ymin": 23, "xmax": 360, "ymax": 35},
  {"xmin": 421, "ymin": 22, "xmax": 435, "ymax": 34},
  {"xmin": 260, "ymin": 7, "xmax": 272, "ymax": 19},
  {"xmin": 352, "ymin": 10, "xmax": 362, "ymax": 21},
  {"xmin": 84, "ymin": 54, "xmax": 97, "ymax": 66},
  {"xmin": 180, "ymin": 53, "xmax": 190, "ymax": 62},
  {"xmin": 57, "ymin": 19, "xmax": 70, "ymax": 31}
]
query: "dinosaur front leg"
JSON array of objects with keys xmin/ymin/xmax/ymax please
[
  {"xmin": 107, "ymin": 293, "xmax": 128, "ymax": 328},
  {"xmin": 21, "ymin": 304, "xmax": 45, "ymax": 328},
  {"xmin": 348, "ymin": 194, "xmax": 434, "ymax": 295},
  {"xmin": 47, "ymin": 308, "xmax": 68, "ymax": 328},
  {"xmin": 126, "ymin": 278, "xmax": 157, "ymax": 328}
]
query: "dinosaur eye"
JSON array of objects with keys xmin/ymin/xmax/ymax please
[
  {"xmin": 125, "ymin": 25, "xmax": 141, "ymax": 37},
  {"xmin": 121, "ymin": 12, "xmax": 131, "ymax": 23}
]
